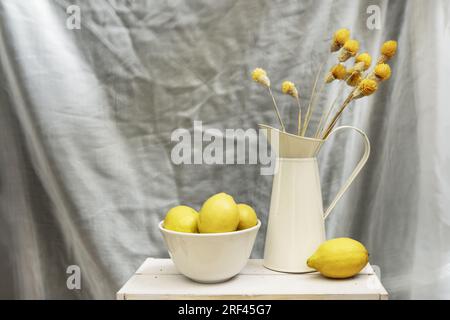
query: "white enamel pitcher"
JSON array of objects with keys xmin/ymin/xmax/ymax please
[{"xmin": 260, "ymin": 124, "xmax": 370, "ymax": 273}]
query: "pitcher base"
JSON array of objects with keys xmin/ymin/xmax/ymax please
[{"xmin": 263, "ymin": 262, "xmax": 315, "ymax": 274}]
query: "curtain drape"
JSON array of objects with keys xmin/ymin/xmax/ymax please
[{"xmin": 1, "ymin": 0, "xmax": 449, "ymax": 299}]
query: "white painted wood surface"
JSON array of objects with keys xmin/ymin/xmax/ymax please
[{"xmin": 117, "ymin": 258, "xmax": 388, "ymax": 300}]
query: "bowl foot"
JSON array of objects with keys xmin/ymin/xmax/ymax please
[{"xmin": 186, "ymin": 275, "xmax": 236, "ymax": 284}]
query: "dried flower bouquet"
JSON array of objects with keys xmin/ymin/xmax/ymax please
[{"xmin": 252, "ymin": 29, "xmax": 397, "ymax": 140}]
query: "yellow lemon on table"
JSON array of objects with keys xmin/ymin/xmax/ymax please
[
  {"xmin": 198, "ymin": 192, "xmax": 239, "ymax": 233},
  {"xmin": 163, "ymin": 205, "xmax": 199, "ymax": 233},
  {"xmin": 237, "ymin": 204, "xmax": 258, "ymax": 230},
  {"xmin": 307, "ymin": 237, "xmax": 369, "ymax": 279}
]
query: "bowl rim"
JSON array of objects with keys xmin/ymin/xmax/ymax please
[{"xmin": 159, "ymin": 219, "xmax": 261, "ymax": 237}]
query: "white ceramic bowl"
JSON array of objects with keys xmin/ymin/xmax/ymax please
[{"xmin": 159, "ymin": 220, "xmax": 261, "ymax": 283}]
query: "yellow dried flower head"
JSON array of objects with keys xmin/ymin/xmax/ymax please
[
  {"xmin": 374, "ymin": 63, "xmax": 391, "ymax": 81},
  {"xmin": 281, "ymin": 81, "xmax": 298, "ymax": 98},
  {"xmin": 331, "ymin": 64, "xmax": 347, "ymax": 80},
  {"xmin": 357, "ymin": 79, "xmax": 378, "ymax": 96},
  {"xmin": 252, "ymin": 68, "xmax": 270, "ymax": 87},
  {"xmin": 346, "ymin": 72, "xmax": 362, "ymax": 87},
  {"xmin": 355, "ymin": 53, "xmax": 372, "ymax": 70},
  {"xmin": 334, "ymin": 29, "xmax": 351, "ymax": 45},
  {"xmin": 338, "ymin": 39, "xmax": 360, "ymax": 62},
  {"xmin": 333, "ymin": 28, "xmax": 350, "ymax": 45},
  {"xmin": 343, "ymin": 39, "xmax": 360, "ymax": 55},
  {"xmin": 381, "ymin": 40, "xmax": 397, "ymax": 59}
]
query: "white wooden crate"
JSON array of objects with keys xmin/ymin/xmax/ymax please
[{"xmin": 117, "ymin": 258, "xmax": 388, "ymax": 300}]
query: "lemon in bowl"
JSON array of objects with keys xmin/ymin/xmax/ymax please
[
  {"xmin": 198, "ymin": 192, "xmax": 240, "ymax": 233},
  {"xmin": 163, "ymin": 205, "xmax": 199, "ymax": 233},
  {"xmin": 237, "ymin": 203, "xmax": 258, "ymax": 230}
]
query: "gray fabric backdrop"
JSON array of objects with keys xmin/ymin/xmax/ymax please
[{"xmin": 1, "ymin": 0, "xmax": 450, "ymax": 299}]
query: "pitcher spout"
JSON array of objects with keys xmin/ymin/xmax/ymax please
[{"xmin": 259, "ymin": 124, "xmax": 324, "ymax": 158}]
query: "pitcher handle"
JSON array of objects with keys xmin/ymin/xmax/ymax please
[{"xmin": 323, "ymin": 125, "xmax": 371, "ymax": 220}]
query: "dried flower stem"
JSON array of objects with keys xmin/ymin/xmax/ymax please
[
  {"xmin": 321, "ymin": 63, "xmax": 379, "ymax": 139},
  {"xmin": 314, "ymin": 82, "xmax": 345, "ymax": 138},
  {"xmin": 301, "ymin": 61, "xmax": 325, "ymax": 136},
  {"xmin": 321, "ymin": 91, "xmax": 354, "ymax": 139},
  {"xmin": 296, "ymin": 96, "xmax": 302, "ymax": 135},
  {"xmin": 306, "ymin": 81, "xmax": 325, "ymax": 135},
  {"xmin": 268, "ymin": 87, "xmax": 285, "ymax": 132}
]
